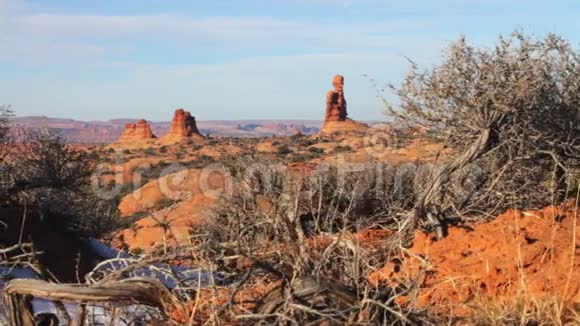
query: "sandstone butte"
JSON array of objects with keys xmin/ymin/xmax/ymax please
[
  {"xmin": 117, "ymin": 119, "xmax": 156, "ymax": 142},
  {"xmin": 320, "ymin": 74, "xmax": 369, "ymax": 135},
  {"xmin": 159, "ymin": 108, "xmax": 204, "ymax": 144}
]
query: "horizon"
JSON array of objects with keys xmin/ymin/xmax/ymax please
[
  {"xmin": 12, "ymin": 114, "xmax": 373, "ymax": 123},
  {"xmin": 1, "ymin": 0, "xmax": 579, "ymax": 121}
]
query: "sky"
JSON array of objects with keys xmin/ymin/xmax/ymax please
[{"xmin": 0, "ymin": 0, "xmax": 579, "ymax": 121}]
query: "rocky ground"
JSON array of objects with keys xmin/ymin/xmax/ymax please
[{"xmin": 81, "ymin": 119, "xmax": 579, "ymax": 324}]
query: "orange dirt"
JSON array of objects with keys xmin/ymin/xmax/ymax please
[
  {"xmin": 370, "ymin": 138, "xmax": 452, "ymax": 164},
  {"xmin": 369, "ymin": 204, "xmax": 580, "ymax": 314},
  {"xmin": 169, "ymin": 279, "xmax": 281, "ymax": 325}
]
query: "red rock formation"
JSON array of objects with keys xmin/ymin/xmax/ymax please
[
  {"xmin": 321, "ymin": 75, "xmax": 368, "ymax": 134},
  {"xmin": 118, "ymin": 119, "xmax": 156, "ymax": 142},
  {"xmin": 168, "ymin": 109, "xmax": 201, "ymax": 138},
  {"xmin": 325, "ymin": 75, "xmax": 348, "ymax": 122}
]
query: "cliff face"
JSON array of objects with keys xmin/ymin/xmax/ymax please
[{"xmin": 118, "ymin": 119, "xmax": 156, "ymax": 142}]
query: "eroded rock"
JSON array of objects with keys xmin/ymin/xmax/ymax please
[
  {"xmin": 118, "ymin": 119, "xmax": 156, "ymax": 142},
  {"xmin": 168, "ymin": 109, "xmax": 201, "ymax": 138},
  {"xmin": 321, "ymin": 75, "xmax": 368, "ymax": 135}
]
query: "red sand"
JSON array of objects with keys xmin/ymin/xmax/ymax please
[{"xmin": 369, "ymin": 204, "xmax": 580, "ymax": 313}]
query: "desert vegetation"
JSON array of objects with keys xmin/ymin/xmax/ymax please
[
  {"xmin": 1, "ymin": 32, "xmax": 580, "ymax": 325},
  {"xmin": 384, "ymin": 33, "xmax": 580, "ymax": 237}
]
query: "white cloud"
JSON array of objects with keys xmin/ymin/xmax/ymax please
[
  {"xmin": 0, "ymin": 14, "xmax": 304, "ymax": 63},
  {"xmin": 10, "ymin": 14, "xmax": 304, "ymax": 39},
  {"xmin": 0, "ymin": 11, "xmax": 442, "ymax": 65},
  {"xmin": 2, "ymin": 9, "xmax": 437, "ymax": 43}
]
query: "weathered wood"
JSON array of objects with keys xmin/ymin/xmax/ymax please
[
  {"xmin": 5, "ymin": 278, "xmax": 176, "ymax": 312},
  {"xmin": 4, "ymin": 277, "xmax": 178, "ymax": 325},
  {"xmin": 413, "ymin": 116, "xmax": 503, "ymax": 240},
  {"xmin": 3, "ymin": 292, "xmax": 35, "ymax": 326}
]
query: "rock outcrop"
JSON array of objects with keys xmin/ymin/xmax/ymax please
[
  {"xmin": 321, "ymin": 75, "xmax": 368, "ymax": 134},
  {"xmin": 118, "ymin": 119, "xmax": 156, "ymax": 142},
  {"xmin": 160, "ymin": 109, "xmax": 204, "ymax": 144},
  {"xmin": 169, "ymin": 109, "xmax": 201, "ymax": 137},
  {"xmin": 325, "ymin": 75, "xmax": 348, "ymax": 122},
  {"xmin": 115, "ymin": 168, "xmax": 229, "ymax": 250}
]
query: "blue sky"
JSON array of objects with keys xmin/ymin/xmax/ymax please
[{"xmin": 0, "ymin": 0, "xmax": 578, "ymax": 121}]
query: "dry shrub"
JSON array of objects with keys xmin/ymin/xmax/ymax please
[
  {"xmin": 199, "ymin": 156, "xmax": 493, "ymax": 267},
  {"xmin": 383, "ymin": 32, "xmax": 580, "ymax": 232},
  {"xmin": 0, "ymin": 105, "xmax": 11, "ymax": 146},
  {"xmin": 201, "ymin": 160, "xmax": 417, "ymax": 263},
  {"xmin": 461, "ymin": 295, "xmax": 580, "ymax": 326},
  {"xmin": 0, "ymin": 129, "xmax": 121, "ymax": 238},
  {"xmin": 190, "ymin": 158, "xmax": 438, "ymax": 324}
]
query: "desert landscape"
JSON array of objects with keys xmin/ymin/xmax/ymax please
[
  {"xmin": 1, "ymin": 1, "xmax": 580, "ymax": 326},
  {"xmin": 10, "ymin": 116, "xmax": 324, "ymax": 143}
]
